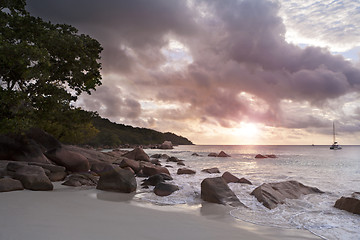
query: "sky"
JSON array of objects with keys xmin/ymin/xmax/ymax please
[{"xmin": 26, "ymin": 0, "xmax": 360, "ymax": 145}]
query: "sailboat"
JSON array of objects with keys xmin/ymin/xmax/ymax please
[{"xmin": 330, "ymin": 122, "xmax": 342, "ymax": 150}]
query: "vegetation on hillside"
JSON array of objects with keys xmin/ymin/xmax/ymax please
[{"xmin": 84, "ymin": 117, "xmax": 193, "ymax": 147}]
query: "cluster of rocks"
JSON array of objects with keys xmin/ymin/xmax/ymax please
[
  {"xmin": 115, "ymin": 141, "xmax": 174, "ymax": 150},
  {"xmin": 1, "ymin": 130, "xmax": 358, "ymax": 216},
  {"xmin": 208, "ymin": 151, "xmax": 231, "ymax": 157}
]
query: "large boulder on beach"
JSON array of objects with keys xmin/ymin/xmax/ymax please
[
  {"xmin": 142, "ymin": 164, "xmax": 170, "ymax": 177},
  {"xmin": 251, "ymin": 180, "xmax": 324, "ymax": 209},
  {"xmin": 97, "ymin": 165, "xmax": 137, "ymax": 193},
  {"xmin": 201, "ymin": 177, "xmax": 245, "ymax": 207},
  {"xmin": 0, "ymin": 135, "xmax": 52, "ymax": 164},
  {"xmin": 25, "ymin": 128, "xmax": 61, "ymax": 151},
  {"xmin": 118, "ymin": 158, "xmax": 141, "ymax": 173},
  {"xmin": 90, "ymin": 162, "xmax": 112, "ymax": 175},
  {"xmin": 334, "ymin": 192, "xmax": 360, "ymax": 215},
  {"xmin": 29, "ymin": 162, "xmax": 67, "ymax": 182},
  {"xmin": 122, "ymin": 147, "xmax": 150, "ymax": 162},
  {"xmin": 13, "ymin": 165, "xmax": 53, "ymax": 191},
  {"xmin": 0, "ymin": 177, "xmax": 24, "ymax": 192},
  {"xmin": 45, "ymin": 147, "xmax": 90, "ymax": 172},
  {"xmin": 177, "ymin": 168, "xmax": 196, "ymax": 175},
  {"xmin": 154, "ymin": 182, "xmax": 179, "ymax": 196},
  {"xmin": 158, "ymin": 141, "xmax": 173, "ymax": 149},
  {"xmin": 62, "ymin": 173, "xmax": 98, "ymax": 187}
]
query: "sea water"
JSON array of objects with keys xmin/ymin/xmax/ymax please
[{"xmin": 133, "ymin": 145, "xmax": 360, "ymax": 240}]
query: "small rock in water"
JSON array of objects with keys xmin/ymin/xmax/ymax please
[
  {"xmin": 217, "ymin": 151, "xmax": 230, "ymax": 157},
  {"xmin": 334, "ymin": 192, "xmax": 360, "ymax": 215},
  {"xmin": 201, "ymin": 167, "xmax": 220, "ymax": 174},
  {"xmin": 141, "ymin": 174, "xmax": 165, "ymax": 186},
  {"xmin": 154, "ymin": 182, "xmax": 179, "ymax": 196},
  {"xmin": 177, "ymin": 168, "xmax": 196, "ymax": 175},
  {"xmin": 255, "ymin": 154, "xmax": 267, "ymax": 158}
]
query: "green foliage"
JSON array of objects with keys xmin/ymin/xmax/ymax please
[
  {"xmin": 0, "ymin": 0, "xmax": 102, "ymax": 144},
  {"xmin": 85, "ymin": 117, "xmax": 193, "ymax": 147}
]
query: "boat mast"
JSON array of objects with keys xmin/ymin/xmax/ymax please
[{"xmin": 333, "ymin": 122, "xmax": 336, "ymax": 143}]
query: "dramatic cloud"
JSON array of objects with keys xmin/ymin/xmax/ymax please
[{"xmin": 27, "ymin": 0, "xmax": 360, "ymax": 144}]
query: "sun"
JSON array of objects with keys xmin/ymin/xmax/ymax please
[{"xmin": 237, "ymin": 123, "xmax": 260, "ymax": 138}]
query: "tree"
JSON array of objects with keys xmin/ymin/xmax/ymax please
[{"xmin": 0, "ymin": 0, "xmax": 103, "ymax": 143}]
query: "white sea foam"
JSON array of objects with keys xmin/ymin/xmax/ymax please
[{"xmin": 131, "ymin": 145, "xmax": 360, "ymax": 240}]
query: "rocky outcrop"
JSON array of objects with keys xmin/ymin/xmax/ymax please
[
  {"xmin": 97, "ymin": 165, "xmax": 137, "ymax": 193},
  {"xmin": 122, "ymin": 147, "xmax": 150, "ymax": 162},
  {"xmin": 251, "ymin": 181, "xmax": 323, "ymax": 209},
  {"xmin": 208, "ymin": 153, "xmax": 218, "ymax": 157},
  {"xmin": 12, "ymin": 165, "xmax": 53, "ymax": 191},
  {"xmin": 158, "ymin": 141, "xmax": 173, "ymax": 149},
  {"xmin": 90, "ymin": 162, "xmax": 112, "ymax": 175},
  {"xmin": 334, "ymin": 192, "xmax": 360, "ymax": 215},
  {"xmin": 0, "ymin": 177, "xmax": 24, "ymax": 192},
  {"xmin": 3, "ymin": 161, "xmax": 67, "ymax": 182},
  {"xmin": 201, "ymin": 177, "xmax": 245, "ymax": 207},
  {"xmin": 201, "ymin": 167, "xmax": 220, "ymax": 174},
  {"xmin": 154, "ymin": 183, "xmax": 179, "ymax": 196},
  {"xmin": 45, "ymin": 147, "xmax": 90, "ymax": 172},
  {"xmin": 29, "ymin": 162, "xmax": 67, "ymax": 182},
  {"xmin": 0, "ymin": 129, "xmax": 63, "ymax": 164},
  {"xmin": 62, "ymin": 173, "xmax": 98, "ymax": 187},
  {"xmin": 177, "ymin": 168, "xmax": 196, "ymax": 175},
  {"xmin": 221, "ymin": 171, "xmax": 252, "ymax": 185},
  {"xmin": 0, "ymin": 135, "xmax": 51, "ymax": 164},
  {"xmin": 142, "ymin": 164, "xmax": 170, "ymax": 177},
  {"xmin": 65, "ymin": 145, "xmax": 120, "ymax": 165},
  {"xmin": 25, "ymin": 128, "xmax": 61, "ymax": 151},
  {"xmin": 118, "ymin": 158, "xmax": 141, "ymax": 173}
]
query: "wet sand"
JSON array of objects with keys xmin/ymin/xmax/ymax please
[{"xmin": 0, "ymin": 183, "xmax": 320, "ymax": 240}]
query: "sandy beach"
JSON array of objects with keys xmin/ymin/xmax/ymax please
[{"xmin": 0, "ymin": 183, "xmax": 320, "ymax": 240}]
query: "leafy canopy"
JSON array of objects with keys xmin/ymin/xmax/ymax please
[{"xmin": 0, "ymin": 0, "xmax": 103, "ymax": 143}]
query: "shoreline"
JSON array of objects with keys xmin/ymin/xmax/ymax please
[{"xmin": 0, "ymin": 183, "xmax": 321, "ymax": 240}]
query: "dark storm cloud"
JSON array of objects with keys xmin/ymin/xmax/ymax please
[
  {"xmin": 26, "ymin": 0, "xmax": 360, "ymax": 132},
  {"xmin": 27, "ymin": 0, "xmax": 198, "ymax": 73}
]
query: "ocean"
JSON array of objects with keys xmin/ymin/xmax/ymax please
[{"xmin": 133, "ymin": 145, "xmax": 360, "ymax": 240}]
